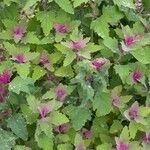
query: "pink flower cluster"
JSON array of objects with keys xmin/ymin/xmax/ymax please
[
  {"xmin": 0, "ymin": 70, "xmax": 11, "ymax": 84},
  {"xmin": 54, "ymin": 123, "xmax": 69, "ymax": 134},
  {"xmin": 81, "ymin": 128, "xmax": 93, "ymax": 139},
  {"xmin": 53, "ymin": 23, "xmax": 69, "ymax": 33},
  {"xmin": 0, "ymin": 86, "xmax": 8, "ymax": 103},
  {"xmin": 13, "ymin": 53, "xmax": 27, "ymax": 63},
  {"xmin": 38, "ymin": 104, "xmax": 52, "ymax": 119},
  {"xmin": 116, "ymin": 138, "xmax": 129, "ymax": 150},
  {"xmin": 13, "ymin": 26, "xmax": 26, "ymax": 40},
  {"xmin": 55, "ymin": 85, "xmax": 66, "ymax": 102},
  {"xmin": 91, "ymin": 58, "xmax": 107, "ymax": 70},
  {"xmin": 131, "ymin": 70, "xmax": 142, "ymax": 82}
]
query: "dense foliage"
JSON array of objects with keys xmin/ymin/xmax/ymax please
[{"xmin": 0, "ymin": 0, "xmax": 150, "ymax": 150}]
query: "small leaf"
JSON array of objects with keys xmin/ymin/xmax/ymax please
[
  {"xmin": 73, "ymin": 0, "xmax": 89, "ymax": 7},
  {"xmin": 32, "ymin": 66, "xmax": 46, "ymax": 81},
  {"xmin": 97, "ymin": 143, "xmax": 112, "ymax": 150},
  {"xmin": 120, "ymin": 126, "xmax": 130, "ymax": 141},
  {"xmin": 15, "ymin": 63, "xmax": 30, "ymax": 79},
  {"xmin": 50, "ymin": 111, "xmax": 69, "ymax": 125},
  {"xmin": 14, "ymin": 145, "xmax": 32, "ymax": 150}
]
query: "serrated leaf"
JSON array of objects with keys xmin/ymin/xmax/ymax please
[
  {"xmin": 55, "ymin": 66, "xmax": 74, "ymax": 77},
  {"xmin": 23, "ymin": 0, "xmax": 39, "ymax": 10},
  {"xmin": 129, "ymin": 122, "xmax": 138, "ymax": 139},
  {"xmin": 120, "ymin": 126, "xmax": 130, "ymax": 141},
  {"xmin": 103, "ymin": 37, "xmax": 119, "ymax": 53},
  {"xmin": 73, "ymin": 0, "xmax": 89, "ymax": 7},
  {"xmin": 91, "ymin": 15, "xmax": 109, "ymax": 38},
  {"xmin": 96, "ymin": 143, "xmax": 112, "ymax": 150},
  {"xmin": 114, "ymin": 65, "xmax": 130, "ymax": 84},
  {"xmin": 14, "ymin": 145, "xmax": 32, "ymax": 150},
  {"xmin": 57, "ymin": 144, "xmax": 73, "ymax": 150},
  {"xmin": 93, "ymin": 92, "xmax": 112, "ymax": 116},
  {"xmin": 0, "ymin": 128, "xmax": 16, "ymax": 150},
  {"xmin": 36, "ymin": 11, "xmax": 55, "ymax": 36},
  {"xmin": 54, "ymin": 0, "xmax": 74, "ymax": 14},
  {"xmin": 9, "ymin": 77, "xmax": 35, "ymax": 94},
  {"xmin": 63, "ymin": 51, "xmax": 76, "ymax": 66},
  {"xmin": 113, "ymin": 0, "xmax": 135, "ymax": 9},
  {"xmin": 131, "ymin": 47, "xmax": 150, "ymax": 64},
  {"xmin": 15, "ymin": 63, "xmax": 30, "ymax": 79},
  {"xmin": 32, "ymin": 66, "xmax": 46, "ymax": 81},
  {"xmin": 110, "ymin": 120, "xmax": 123, "ymax": 134},
  {"xmin": 7, "ymin": 113, "xmax": 28, "ymax": 141},
  {"xmin": 21, "ymin": 104, "xmax": 38, "ymax": 124},
  {"xmin": 50, "ymin": 111, "xmax": 69, "ymax": 125},
  {"xmin": 63, "ymin": 105, "xmax": 91, "ymax": 130}
]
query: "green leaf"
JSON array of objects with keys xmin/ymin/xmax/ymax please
[
  {"xmin": 57, "ymin": 144, "xmax": 73, "ymax": 150},
  {"xmin": 0, "ymin": 128, "xmax": 16, "ymax": 150},
  {"xmin": 55, "ymin": 66, "xmax": 74, "ymax": 77},
  {"xmin": 14, "ymin": 145, "xmax": 32, "ymax": 150},
  {"xmin": 15, "ymin": 63, "xmax": 30, "ymax": 79},
  {"xmin": 114, "ymin": 65, "xmax": 130, "ymax": 84},
  {"xmin": 102, "ymin": 5, "xmax": 123, "ymax": 24},
  {"xmin": 63, "ymin": 105, "xmax": 91, "ymax": 130},
  {"xmin": 131, "ymin": 47, "xmax": 150, "ymax": 64},
  {"xmin": 50, "ymin": 111, "xmax": 69, "ymax": 125},
  {"xmin": 36, "ymin": 11, "xmax": 55, "ymax": 36},
  {"xmin": 35, "ymin": 123, "xmax": 53, "ymax": 150},
  {"xmin": 21, "ymin": 104, "xmax": 38, "ymax": 124},
  {"xmin": 120, "ymin": 126, "xmax": 130, "ymax": 141},
  {"xmin": 93, "ymin": 92, "xmax": 112, "ymax": 116},
  {"xmin": 103, "ymin": 37, "xmax": 119, "ymax": 53},
  {"xmin": 9, "ymin": 77, "xmax": 35, "ymax": 94},
  {"xmin": 91, "ymin": 15, "xmax": 109, "ymax": 38},
  {"xmin": 113, "ymin": 0, "xmax": 135, "ymax": 9},
  {"xmin": 32, "ymin": 66, "xmax": 46, "ymax": 81},
  {"xmin": 54, "ymin": 0, "xmax": 74, "ymax": 14},
  {"xmin": 97, "ymin": 143, "xmax": 112, "ymax": 150},
  {"xmin": 63, "ymin": 51, "xmax": 76, "ymax": 66},
  {"xmin": 110, "ymin": 120, "xmax": 123, "ymax": 134},
  {"xmin": 129, "ymin": 122, "xmax": 138, "ymax": 139},
  {"xmin": 23, "ymin": 0, "xmax": 39, "ymax": 10},
  {"xmin": 7, "ymin": 113, "xmax": 28, "ymax": 141},
  {"xmin": 73, "ymin": 0, "xmax": 89, "ymax": 7}
]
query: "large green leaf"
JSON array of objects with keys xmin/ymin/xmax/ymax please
[
  {"xmin": 54, "ymin": 0, "xmax": 74, "ymax": 14},
  {"xmin": 7, "ymin": 113, "xmax": 28, "ymax": 141},
  {"xmin": 131, "ymin": 47, "xmax": 150, "ymax": 64},
  {"xmin": 14, "ymin": 145, "xmax": 32, "ymax": 150},
  {"xmin": 93, "ymin": 92, "xmax": 112, "ymax": 116},
  {"xmin": 36, "ymin": 11, "xmax": 55, "ymax": 36},
  {"xmin": 97, "ymin": 143, "xmax": 112, "ymax": 150},
  {"xmin": 9, "ymin": 77, "xmax": 35, "ymax": 94},
  {"xmin": 113, "ymin": 0, "xmax": 135, "ymax": 9},
  {"xmin": 63, "ymin": 105, "xmax": 91, "ymax": 130},
  {"xmin": 0, "ymin": 128, "xmax": 16, "ymax": 150}
]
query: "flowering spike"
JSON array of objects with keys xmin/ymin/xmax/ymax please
[
  {"xmin": 131, "ymin": 70, "xmax": 142, "ymax": 82},
  {"xmin": 116, "ymin": 138, "xmax": 129, "ymax": 150},
  {"xmin": 0, "ymin": 70, "xmax": 12, "ymax": 84},
  {"xmin": 14, "ymin": 53, "xmax": 26, "ymax": 63},
  {"xmin": 54, "ymin": 123, "xmax": 69, "ymax": 133},
  {"xmin": 53, "ymin": 23, "xmax": 69, "ymax": 33},
  {"xmin": 124, "ymin": 35, "xmax": 136, "ymax": 47},
  {"xmin": 91, "ymin": 58, "xmax": 107, "ymax": 70},
  {"xmin": 81, "ymin": 128, "xmax": 93, "ymax": 139},
  {"xmin": 0, "ymin": 87, "xmax": 8, "ymax": 103},
  {"xmin": 13, "ymin": 26, "xmax": 26, "ymax": 40},
  {"xmin": 70, "ymin": 38, "xmax": 89, "ymax": 50},
  {"xmin": 112, "ymin": 94, "xmax": 121, "ymax": 108},
  {"xmin": 55, "ymin": 85, "xmax": 66, "ymax": 102},
  {"xmin": 40, "ymin": 53, "xmax": 49, "ymax": 65},
  {"xmin": 37, "ymin": 104, "xmax": 51, "ymax": 119}
]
